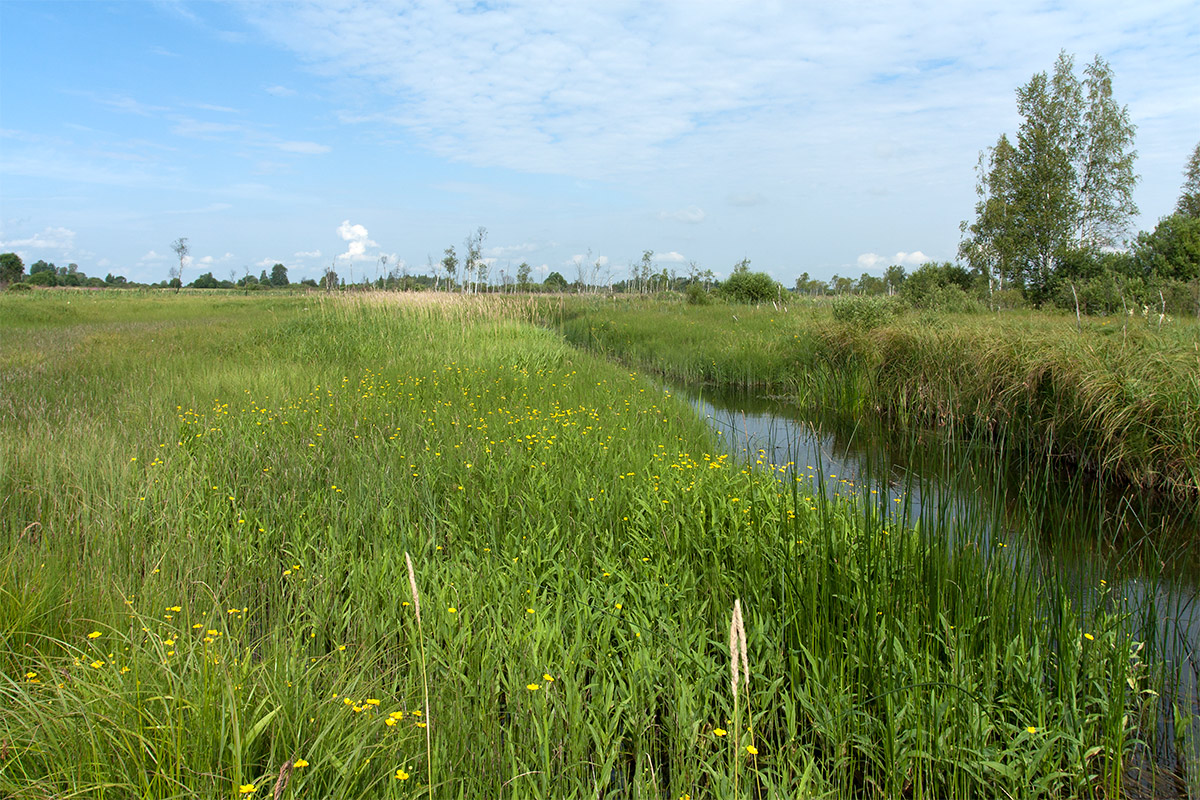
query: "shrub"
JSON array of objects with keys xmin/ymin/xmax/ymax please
[
  {"xmin": 6, "ymin": 281, "xmax": 32, "ymax": 292},
  {"xmin": 685, "ymin": 282, "xmax": 712, "ymax": 305},
  {"xmin": 830, "ymin": 294, "xmax": 902, "ymax": 330},
  {"xmin": 719, "ymin": 270, "xmax": 779, "ymax": 304}
]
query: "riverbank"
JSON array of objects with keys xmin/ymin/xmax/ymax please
[{"xmin": 546, "ymin": 296, "xmax": 1200, "ymax": 499}]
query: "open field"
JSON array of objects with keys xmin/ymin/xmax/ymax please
[
  {"xmin": 548, "ymin": 296, "xmax": 1200, "ymax": 499},
  {"xmin": 0, "ymin": 291, "xmax": 1185, "ymax": 798}
]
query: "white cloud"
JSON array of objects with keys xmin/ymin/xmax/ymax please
[
  {"xmin": 0, "ymin": 226, "xmax": 76, "ymax": 250},
  {"xmin": 894, "ymin": 250, "xmax": 930, "ymax": 266},
  {"xmin": 857, "ymin": 251, "xmax": 931, "ymax": 271},
  {"xmin": 139, "ymin": 250, "xmax": 163, "ymax": 262},
  {"xmin": 294, "ymin": 250, "xmax": 322, "ymax": 259},
  {"xmin": 658, "ymin": 251, "xmax": 686, "ymax": 263},
  {"xmin": 659, "ymin": 206, "xmax": 706, "ymax": 223},
  {"xmin": 336, "ymin": 220, "xmax": 378, "ymax": 261},
  {"xmin": 265, "ymin": 85, "xmax": 298, "ymax": 97},
  {"xmin": 856, "ymin": 253, "xmax": 888, "ymax": 270}
]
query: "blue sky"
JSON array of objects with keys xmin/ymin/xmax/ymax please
[{"xmin": 1, "ymin": 0, "xmax": 1197, "ymax": 285}]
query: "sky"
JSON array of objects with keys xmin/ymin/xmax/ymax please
[{"xmin": 1, "ymin": 0, "xmax": 1198, "ymax": 286}]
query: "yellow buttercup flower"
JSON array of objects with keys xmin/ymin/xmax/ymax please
[
  {"xmin": 293, "ymin": 759, "xmax": 309, "ymax": 768},
  {"xmin": 394, "ymin": 769, "xmax": 410, "ymax": 780},
  {"xmin": 88, "ymin": 631, "xmax": 102, "ymax": 639}
]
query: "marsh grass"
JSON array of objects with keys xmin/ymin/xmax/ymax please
[{"xmin": 0, "ymin": 291, "xmax": 1178, "ymax": 797}]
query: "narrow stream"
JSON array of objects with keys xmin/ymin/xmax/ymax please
[{"xmin": 673, "ymin": 380, "xmax": 1200, "ymax": 788}]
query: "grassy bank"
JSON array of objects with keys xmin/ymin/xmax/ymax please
[
  {"xmin": 0, "ymin": 291, "xmax": 1173, "ymax": 797},
  {"xmin": 546, "ymin": 296, "xmax": 1200, "ymax": 498}
]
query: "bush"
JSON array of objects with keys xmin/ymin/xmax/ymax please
[
  {"xmin": 6, "ymin": 281, "xmax": 32, "ymax": 292},
  {"xmin": 685, "ymin": 283, "xmax": 712, "ymax": 305},
  {"xmin": 719, "ymin": 270, "xmax": 779, "ymax": 304},
  {"xmin": 830, "ymin": 295, "xmax": 902, "ymax": 330}
]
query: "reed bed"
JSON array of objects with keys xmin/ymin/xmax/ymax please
[
  {"xmin": 548, "ymin": 296, "xmax": 1200, "ymax": 498},
  {"xmin": 0, "ymin": 290, "xmax": 1179, "ymax": 798}
]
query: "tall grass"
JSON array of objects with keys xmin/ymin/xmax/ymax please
[
  {"xmin": 0, "ymin": 290, "xmax": 1176, "ymax": 797},
  {"xmin": 547, "ymin": 296, "xmax": 1200, "ymax": 498}
]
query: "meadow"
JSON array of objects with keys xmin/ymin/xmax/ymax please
[{"xmin": 0, "ymin": 291, "xmax": 1184, "ymax": 798}]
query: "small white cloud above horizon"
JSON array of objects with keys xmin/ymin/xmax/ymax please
[
  {"xmin": 856, "ymin": 251, "xmax": 931, "ymax": 270},
  {"xmin": 264, "ymin": 85, "xmax": 297, "ymax": 97},
  {"xmin": 658, "ymin": 251, "xmax": 687, "ymax": 263},
  {"xmin": 336, "ymin": 220, "xmax": 377, "ymax": 261}
]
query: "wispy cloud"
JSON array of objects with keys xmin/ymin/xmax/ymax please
[
  {"xmin": 0, "ymin": 226, "xmax": 76, "ymax": 251},
  {"xmin": 265, "ymin": 84, "xmax": 298, "ymax": 97},
  {"xmin": 659, "ymin": 206, "xmax": 706, "ymax": 224}
]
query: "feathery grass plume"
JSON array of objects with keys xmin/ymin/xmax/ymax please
[
  {"xmin": 405, "ymin": 551, "xmax": 422, "ymax": 623},
  {"xmin": 735, "ymin": 598, "xmax": 749, "ymax": 691},
  {"xmin": 729, "ymin": 599, "xmax": 741, "ymax": 695},
  {"xmin": 272, "ymin": 760, "xmax": 292, "ymax": 800}
]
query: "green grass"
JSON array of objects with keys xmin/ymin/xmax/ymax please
[
  {"xmin": 0, "ymin": 291, "xmax": 1174, "ymax": 798},
  {"xmin": 547, "ymin": 295, "xmax": 1200, "ymax": 498}
]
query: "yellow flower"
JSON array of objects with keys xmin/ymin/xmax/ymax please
[
  {"xmin": 527, "ymin": 683, "xmax": 540, "ymax": 691},
  {"xmin": 293, "ymin": 759, "xmax": 309, "ymax": 768},
  {"xmin": 1084, "ymin": 633, "xmax": 1095, "ymax": 641},
  {"xmin": 365, "ymin": 698, "xmax": 381, "ymax": 705},
  {"xmin": 239, "ymin": 784, "xmax": 256, "ymax": 794},
  {"xmin": 90, "ymin": 660, "xmax": 105, "ymax": 669},
  {"xmin": 614, "ymin": 603, "xmax": 622, "ymax": 610},
  {"xmin": 713, "ymin": 728, "xmax": 727, "ymax": 737},
  {"xmin": 389, "ymin": 711, "xmax": 404, "ymax": 719},
  {"xmin": 1027, "ymin": 726, "xmax": 1038, "ymax": 734},
  {"xmin": 394, "ymin": 769, "xmax": 410, "ymax": 780},
  {"xmin": 386, "ymin": 717, "xmax": 397, "ymax": 727},
  {"xmin": 543, "ymin": 673, "xmax": 554, "ymax": 682},
  {"xmin": 88, "ymin": 631, "xmax": 102, "ymax": 639},
  {"xmin": 447, "ymin": 607, "xmax": 457, "ymax": 614},
  {"xmin": 745, "ymin": 744, "xmax": 758, "ymax": 755}
]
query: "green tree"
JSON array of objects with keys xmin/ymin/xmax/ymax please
[
  {"xmin": 0, "ymin": 252, "xmax": 25, "ymax": 283},
  {"xmin": 30, "ymin": 259, "xmax": 55, "ymax": 275},
  {"xmin": 270, "ymin": 263, "xmax": 289, "ymax": 287},
  {"xmin": 543, "ymin": 271, "xmax": 568, "ymax": 291},
  {"xmin": 516, "ymin": 262, "xmax": 532, "ymax": 290},
  {"xmin": 191, "ymin": 272, "xmax": 220, "ymax": 289},
  {"xmin": 441, "ymin": 247, "xmax": 458, "ymax": 292},
  {"xmin": 961, "ymin": 52, "xmax": 1138, "ymax": 303},
  {"xmin": 1178, "ymin": 141, "xmax": 1200, "ymax": 218}
]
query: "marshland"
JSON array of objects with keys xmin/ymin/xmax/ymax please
[{"xmin": 2, "ymin": 289, "xmax": 1197, "ymax": 798}]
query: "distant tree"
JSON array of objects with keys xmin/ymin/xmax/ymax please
[
  {"xmin": 543, "ymin": 271, "xmax": 568, "ymax": 291},
  {"xmin": 441, "ymin": 246, "xmax": 459, "ymax": 292},
  {"xmin": 191, "ymin": 271, "xmax": 220, "ymax": 289},
  {"xmin": 883, "ymin": 264, "xmax": 907, "ymax": 295},
  {"xmin": 0, "ymin": 252, "xmax": 24, "ymax": 284},
  {"xmin": 30, "ymin": 260, "xmax": 55, "ymax": 275},
  {"xmin": 270, "ymin": 263, "xmax": 289, "ymax": 287},
  {"xmin": 637, "ymin": 250, "xmax": 654, "ymax": 294},
  {"xmin": 27, "ymin": 270, "xmax": 56, "ymax": 286},
  {"xmin": 1178, "ymin": 141, "xmax": 1200, "ymax": 218},
  {"xmin": 464, "ymin": 227, "xmax": 487, "ymax": 293},
  {"xmin": 105, "ymin": 273, "xmax": 127, "ymax": 286},
  {"xmin": 299, "ymin": 278, "xmax": 319, "ymax": 288},
  {"xmin": 516, "ymin": 261, "xmax": 532, "ymax": 290},
  {"xmin": 321, "ymin": 265, "xmax": 339, "ymax": 291},
  {"xmin": 170, "ymin": 237, "xmax": 189, "ymax": 292}
]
